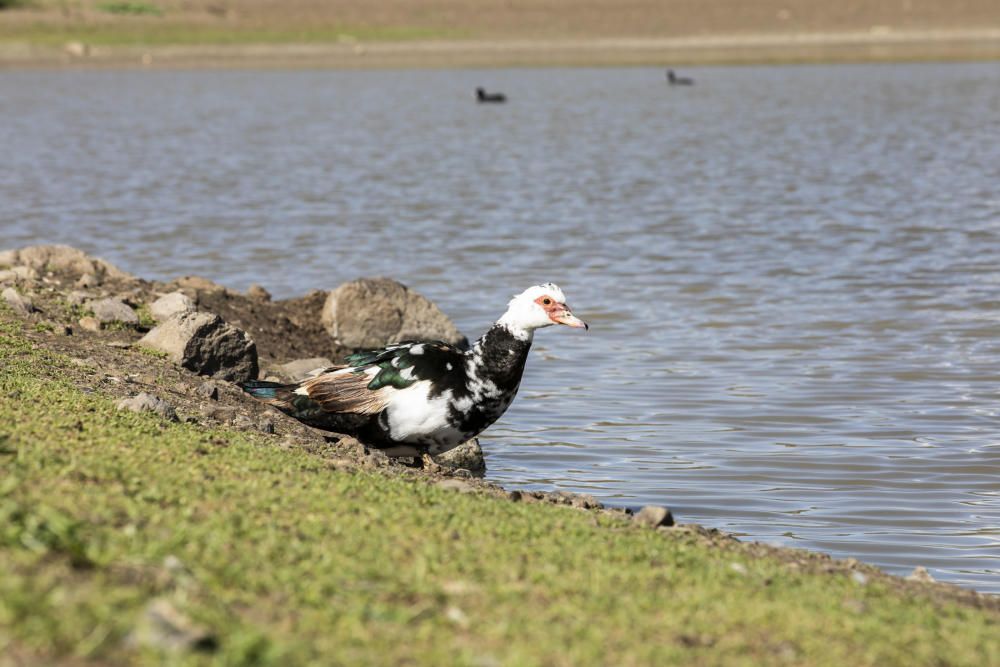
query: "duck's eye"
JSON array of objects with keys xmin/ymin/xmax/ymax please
[{"xmin": 542, "ymin": 297, "xmax": 552, "ymax": 306}]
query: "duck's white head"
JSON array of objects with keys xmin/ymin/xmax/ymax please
[{"xmin": 497, "ymin": 283, "xmax": 588, "ymax": 338}]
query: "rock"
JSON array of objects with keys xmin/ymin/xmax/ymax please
[
  {"xmin": 200, "ymin": 405, "xmax": 236, "ymax": 423},
  {"xmin": 196, "ymin": 381, "xmax": 219, "ymax": 400},
  {"xmin": 0, "ymin": 266, "xmax": 39, "ymax": 285},
  {"xmin": 0, "ymin": 249, "xmax": 15, "ymax": 267},
  {"xmin": 271, "ymin": 357, "xmax": 334, "ymax": 382},
  {"xmin": 139, "ymin": 312, "xmax": 258, "ymax": 383},
  {"xmin": 78, "ymin": 316, "xmax": 102, "ymax": 332},
  {"xmin": 87, "ymin": 297, "xmax": 139, "ymax": 325},
  {"xmin": 8, "ymin": 245, "xmax": 132, "ymax": 282},
  {"xmin": 436, "ymin": 479, "xmax": 476, "ymax": 493},
  {"xmin": 434, "ymin": 439, "xmax": 486, "ymax": 476},
  {"xmin": 907, "ymin": 566, "xmax": 935, "ymax": 583},
  {"xmin": 246, "ymin": 283, "xmax": 271, "ymax": 301},
  {"xmin": 322, "ymin": 277, "xmax": 466, "ymax": 350},
  {"xmin": 128, "ymin": 598, "xmax": 216, "ymax": 653},
  {"xmin": 12, "ymin": 266, "xmax": 39, "ymax": 281},
  {"xmin": 172, "ymin": 275, "xmax": 225, "ymax": 294},
  {"xmin": 257, "ymin": 417, "xmax": 275, "ymax": 434},
  {"xmin": 76, "ymin": 272, "xmax": 100, "ymax": 289},
  {"xmin": 2, "ymin": 288, "xmax": 35, "ymax": 316},
  {"xmin": 149, "ymin": 292, "xmax": 196, "ymax": 322},
  {"xmin": 67, "ymin": 290, "xmax": 90, "ymax": 306},
  {"xmin": 64, "ymin": 41, "xmax": 90, "ymax": 58},
  {"xmin": 232, "ymin": 415, "xmax": 254, "ymax": 430},
  {"xmin": 117, "ymin": 392, "xmax": 178, "ymax": 421},
  {"xmin": 633, "ymin": 505, "xmax": 674, "ymax": 528}
]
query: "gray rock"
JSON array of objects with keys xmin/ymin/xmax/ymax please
[
  {"xmin": 117, "ymin": 392, "xmax": 178, "ymax": 421},
  {"xmin": 434, "ymin": 438, "xmax": 486, "ymax": 476},
  {"xmin": 232, "ymin": 415, "xmax": 254, "ymax": 430},
  {"xmin": 633, "ymin": 505, "xmax": 674, "ymax": 528},
  {"xmin": 246, "ymin": 283, "xmax": 271, "ymax": 301},
  {"xmin": 0, "ymin": 249, "xmax": 15, "ymax": 267},
  {"xmin": 0, "ymin": 269, "xmax": 15, "ymax": 285},
  {"xmin": 149, "ymin": 292, "xmax": 196, "ymax": 322},
  {"xmin": 196, "ymin": 381, "xmax": 219, "ymax": 400},
  {"xmin": 128, "ymin": 598, "xmax": 216, "ymax": 653},
  {"xmin": 1, "ymin": 288, "xmax": 34, "ymax": 316},
  {"xmin": 322, "ymin": 277, "xmax": 466, "ymax": 350},
  {"xmin": 67, "ymin": 290, "xmax": 90, "ymax": 306},
  {"xmin": 139, "ymin": 311, "xmax": 258, "ymax": 383},
  {"xmin": 271, "ymin": 357, "xmax": 334, "ymax": 382},
  {"xmin": 87, "ymin": 297, "xmax": 139, "ymax": 325}
]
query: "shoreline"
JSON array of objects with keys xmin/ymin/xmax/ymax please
[
  {"xmin": 3, "ymin": 244, "xmax": 1000, "ymax": 663},
  {"xmin": 3, "ymin": 28, "xmax": 1000, "ymax": 70}
]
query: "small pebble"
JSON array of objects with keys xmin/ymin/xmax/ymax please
[
  {"xmin": 246, "ymin": 284, "xmax": 271, "ymax": 301},
  {"xmin": 116, "ymin": 392, "xmax": 178, "ymax": 422},
  {"xmin": 78, "ymin": 316, "xmax": 102, "ymax": 332},
  {"xmin": 196, "ymin": 381, "xmax": 219, "ymax": 400},
  {"xmin": 907, "ymin": 566, "xmax": 935, "ymax": 583},
  {"xmin": 232, "ymin": 415, "xmax": 254, "ymax": 430}
]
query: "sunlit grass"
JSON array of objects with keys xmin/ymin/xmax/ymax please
[
  {"xmin": 0, "ymin": 21, "xmax": 466, "ymax": 47},
  {"xmin": 1, "ymin": 312, "xmax": 998, "ymax": 665}
]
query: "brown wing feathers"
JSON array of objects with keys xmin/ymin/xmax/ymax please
[{"xmin": 301, "ymin": 371, "xmax": 392, "ymax": 415}]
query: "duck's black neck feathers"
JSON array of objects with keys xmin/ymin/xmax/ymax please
[{"xmin": 467, "ymin": 324, "xmax": 532, "ymax": 393}]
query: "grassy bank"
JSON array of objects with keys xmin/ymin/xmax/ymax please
[
  {"xmin": 1, "ymin": 310, "xmax": 999, "ymax": 665},
  {"xmin": 1, "ymin": 0, "xmax": 999, "ymax": 67}
]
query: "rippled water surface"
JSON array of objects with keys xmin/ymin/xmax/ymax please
[{"xmin": 3, "ymin": 63, "xmax": 1000, "ymax": 592}]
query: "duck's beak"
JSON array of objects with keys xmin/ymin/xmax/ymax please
[{"xmin": 552, "ymin": 306, "xmax": 589, "ymax": 330}]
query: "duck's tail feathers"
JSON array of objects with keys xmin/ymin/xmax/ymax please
[{"xmin": 240, "ymin": 380, "xmax": 290, "ymax": 401}]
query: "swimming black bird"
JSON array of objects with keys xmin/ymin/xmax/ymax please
[
  {"xmin": 476, "ymin": 87, "xmax": 507, "ymax": 103},
  {"xmin": 242, "ymin": 284, "xmax": 587, "ymax": 465},
  {"xmin": 667, "ymin": 70, "xmax": 694, "ymax": 86}
]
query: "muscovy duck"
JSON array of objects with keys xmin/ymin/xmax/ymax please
[{"xmin": 242, "ymin": 283, "xmax": 586, "ymax": 463}]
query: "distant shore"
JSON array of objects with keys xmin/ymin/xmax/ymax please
[{"xmin": 3, "ymin": 28, "xmax": 1000, "ymax": 70}]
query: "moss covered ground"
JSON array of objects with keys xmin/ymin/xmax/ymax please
[{"xmin": 1, "ymin": 311, "xmax": 998, "ymax": 665}]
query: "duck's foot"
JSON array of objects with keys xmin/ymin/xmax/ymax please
[{"xmin": 421, "ymin": 453, "xmax": 445, "ymax": 474}]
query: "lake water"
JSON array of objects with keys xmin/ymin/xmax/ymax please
[{"xmin": 3, "ymin": 63, "xmax": 999, "ymax": 593}]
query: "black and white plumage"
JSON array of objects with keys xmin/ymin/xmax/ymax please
[{"xmin": 242, "ymin": 284, "xmax": 587, "ymax": 460}]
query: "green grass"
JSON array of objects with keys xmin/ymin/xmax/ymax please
[
  {"xmin": 0, "ymin": 314, "xmax": 998, "ymax": 665},
  {"xmin": 0, "ymin": 22, "xmax": 464, "ymax": 47},
  {"xmin": 98, "ymin": 1, "xmax": 163, "ymax": 17}
]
